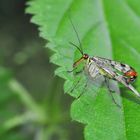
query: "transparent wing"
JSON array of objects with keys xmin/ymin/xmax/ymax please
[
  {"xmin": 85, "ymin": 61, "xmax": 105, "ymax": 87},
  {"xmin": 93, "ymin": 56, "xmax": 133, "ymax": 73},
  {"xmin": 113, "ymin": 74, "xmax": 140, "ymax": 97}
]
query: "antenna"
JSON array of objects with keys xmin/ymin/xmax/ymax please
[
  {"xmin": 68, "ymin": 15, "xmax": 83, "ymax": 55},
  {"xmin": 69, "ymin": 41, "xmax": 83, "ymax": 55}
]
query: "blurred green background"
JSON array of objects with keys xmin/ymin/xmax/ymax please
[{"xmin": 0, "ymin": 0, "xmax": 83, "ymax": 139}]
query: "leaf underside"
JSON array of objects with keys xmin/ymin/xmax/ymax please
[{"xmin": 27, "ymin": 0, "xmax": 140, "ymax": 140}]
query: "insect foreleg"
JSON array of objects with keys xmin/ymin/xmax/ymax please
[
  {"xmin": 67, "ymin": 67, "xmax": 84, "ymax": 75},
  {"xmin": 67, "ymin": 67, "xmax": 77, "ymax": 73}
]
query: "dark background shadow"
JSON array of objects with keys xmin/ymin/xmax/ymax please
[{"xmin": 0, "ymin": 0, "xmax": 84, "ymax": 140}]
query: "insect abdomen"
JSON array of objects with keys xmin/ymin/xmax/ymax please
[{"xmin": 124, "ymin": 70, "xmax": 137, "ymax": 83}]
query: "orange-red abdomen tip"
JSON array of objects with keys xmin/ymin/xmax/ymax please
[{"xmin": 125, "ymin": 70, "xmax": 138, "ymax": 77}]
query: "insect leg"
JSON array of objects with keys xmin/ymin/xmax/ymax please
[
  {"xmin": 104, "ymin": 77, "xmax": 121, "ymax": 108},
  {"xmin": 77, "ymin": 79, "xmax": 88, "ymax": 99},
  {"xmin": 67, "ymin": 67, "xmax": 77, "ymax": 73},
  {"xmin": 65, "ymin": 73, "xmax": 83, "ymax": 95},
  {"xmin": 67, "ymin": 68, "xmax": 84, "ymax": 75},
  {"xmin": 70, "ymin": 77, "xmax": 81, "ymax": 93},
  {"xmin": 65, "ymin": 67, "xmax": 85, "ymax": 96}
]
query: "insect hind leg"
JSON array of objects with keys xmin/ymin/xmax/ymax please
[{"xmin": 104, "ymin": 77, "xmax": 121, "ymax": 108}]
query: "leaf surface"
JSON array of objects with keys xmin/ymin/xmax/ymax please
[{"xmin": 27, "ymin": 0, "xmax": 140, "ymax": 139}]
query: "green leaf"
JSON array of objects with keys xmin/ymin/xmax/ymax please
[{"xmin": 26, "ymin": 0, "xmax": 140, "ymax": 140}]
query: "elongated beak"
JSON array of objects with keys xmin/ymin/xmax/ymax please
[{"xmin": 73, "ymin": 57, "xmax": 84, "ymax": 68}]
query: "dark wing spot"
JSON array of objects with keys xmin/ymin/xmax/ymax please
[
  {"xmin": 130, "ymin": 66, "xmax": 135, "ymax": 71},
  {"xmin": 111, "ymin": 63, "xmax": 114, "ymax": 67},
  {"xmin": 121, "ymin": 63, "xmax": 126, "ymax": 67}
]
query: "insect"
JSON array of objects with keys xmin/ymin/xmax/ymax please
[
  {"xmin": 72, "ymin": 51, "xmax": 139, "ymax": 97},
  {"xmin": 68, "ymin": 17, "xmax": 140, "ymax": 104}
]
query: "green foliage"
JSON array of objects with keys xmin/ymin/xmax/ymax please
[
  {"xmin": 0, "ymin": 67, "xmax": 26, "ymax": 140},
  {"xmin": 27, "ymin": 0, "xmax": 140, "ymax": 140},
  {"xmin": 0, "ymin": 1, "xmax": 77, "ymax": 139},
  {"xmin": 0, "ymin": 66, "xmax": 69, "ymax": 139}
]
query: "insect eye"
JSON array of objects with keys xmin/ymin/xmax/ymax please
[{"xmin": 83, "ymin": 54, "xmax": 89, "ymax": 59}]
